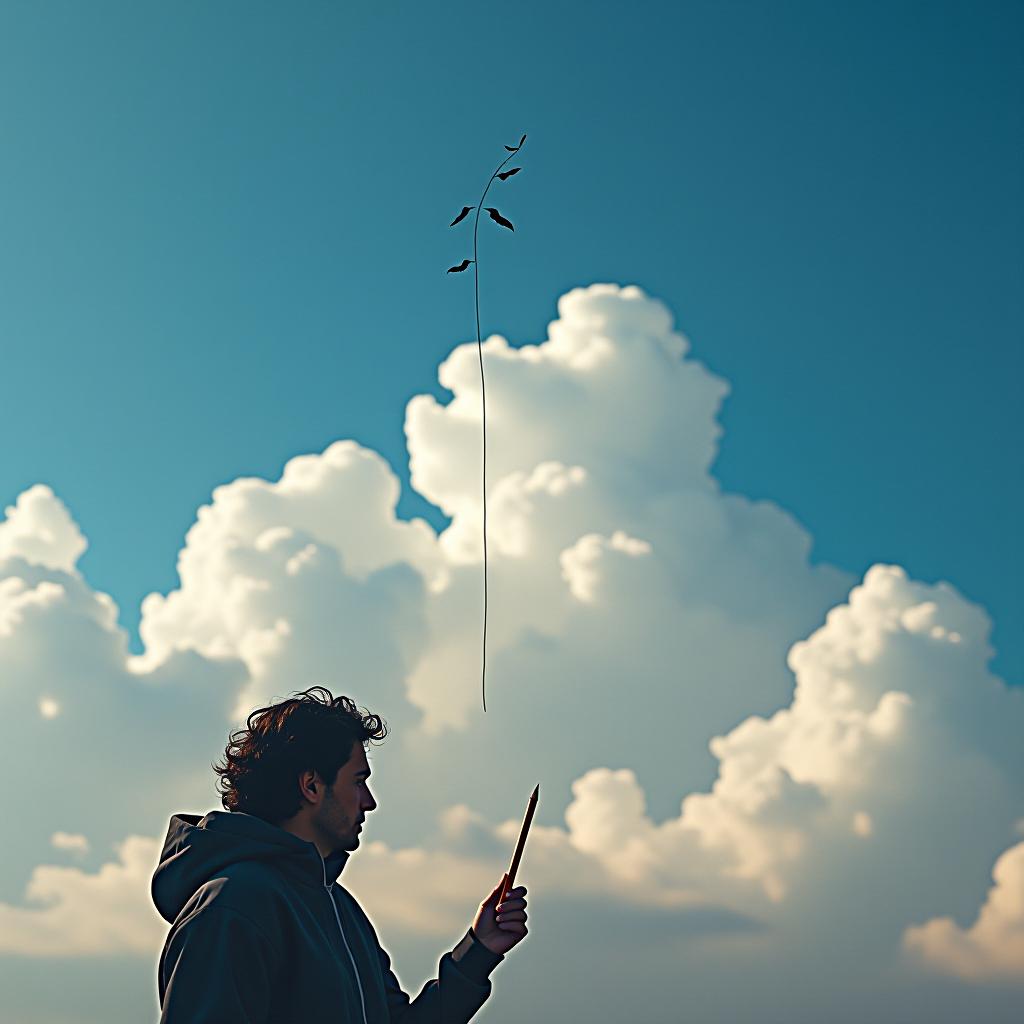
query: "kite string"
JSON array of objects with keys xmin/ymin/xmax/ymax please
[{"xmin": 470, "ymin": 144, "xmax": 522, "ymax": 714}]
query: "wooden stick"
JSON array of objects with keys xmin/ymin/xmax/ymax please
[{"xmin": 500, "ymin": 784, "xmax": 538, "ymax": 905}]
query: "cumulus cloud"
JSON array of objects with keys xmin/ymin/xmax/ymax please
[
  {"xmin": 559, "ymin": 529, "xmax": 653, "ymax": 604},
  {"xmin": 534, "ymin": 553, "xmax": 1024, "ymax": 921},
  {"xmin": 903, "ymin": 840, "xmax": 1024, "ymax": 983},
  {"xmin": 0, "ymin": 485, "xmax": 86, "ymax": 573},
  {"xmin": 666, "ymin": 564, "xmax": 1023, "ymax": 928},
  {"xmin": 0, "ymin": 495, "xmax": 251, "ymax": 912},
  {"xmin": 50, "ymin": 833, "xmax": 90, "ymax": 856},
  {"xmin": 0, "ymin": 836, "xmax": 163, "ymax": 956},
  {"xmin": 134, "ymin": 442, "xmax": 438, "ymax": 725},
  {"xmin": 399, "ymin": 284, "xmax": 852, "ymax": 747},
  {"xmin": 0, "ymin": 283, "xmax": 1019, "ymax": 1023},
  {"xmin": 406, "ymin": 285, "xmax": 726, "ymax": 552}
]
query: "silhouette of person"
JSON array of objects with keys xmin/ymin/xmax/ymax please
[{"xmin": 152, "ymin": 687, "xmax": 528, "ymax": 1022}]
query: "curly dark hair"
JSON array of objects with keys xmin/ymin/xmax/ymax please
[{"xmin": 212, "ymin": 686, "xmax": 389, "ymax": 825}]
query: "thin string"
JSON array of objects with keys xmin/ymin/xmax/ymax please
[{"xmin": 447, "ymin": 133, "xmax": 526, "ymax": 714}]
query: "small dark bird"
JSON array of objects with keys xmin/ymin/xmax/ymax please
[
  {"xmin": 447, "ymin": 259, "xmax": 474, "ymax": 273},
  {"xmin": 484, "ymin": 208, "xmax": 514, "ymax": 231},
  {"xmin": 450, "ymin": 206, "xmax": 475, "ymax": 227}
]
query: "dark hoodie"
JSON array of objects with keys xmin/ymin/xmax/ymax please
[{"xmin": 152, "ymin": 810, "xmax": 505, "ymax": 1023}]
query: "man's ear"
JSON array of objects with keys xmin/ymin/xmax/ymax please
[{"xmin": 299, "ymin": 770, "xmax": 318, "ymax": 798}]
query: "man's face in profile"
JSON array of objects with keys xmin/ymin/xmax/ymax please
[{"xmin": 316, "ymin": 741, "xmax": 377, "ymax": 853}]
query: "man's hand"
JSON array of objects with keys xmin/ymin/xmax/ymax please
[{"xmin": 472, "ymin": 874, "xmax": 529, "ymax": 956}]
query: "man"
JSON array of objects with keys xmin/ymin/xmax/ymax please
[{"xmin": 151, "ymin": 687, "xmax": 529, "ymax": 1023}]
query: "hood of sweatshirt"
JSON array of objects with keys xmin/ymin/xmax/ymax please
[{"xmin": 152, "ymin": 810, "xmax": 351, "ymax": 924}]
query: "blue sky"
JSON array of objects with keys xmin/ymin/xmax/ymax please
[
  {"xmin": 1, "ymin": 4, "xmax": 1022, "ymax": 1023},
  {"xmin": 2, "ymin": 1, "xmax": 1019, "ymax": 683}
]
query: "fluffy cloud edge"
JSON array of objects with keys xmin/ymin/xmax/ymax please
[
  {"xmin": 902, "ymin": 839, "xmax": 1024, "ymax": 984},
  {"xmin": 0, "ymin": 836, "xmax": 165, "ymax": 957}
]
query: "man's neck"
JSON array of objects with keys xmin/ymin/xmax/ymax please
[{"xmin": 277, "ymin": 816, "xmax": 331, "ymax": 859}]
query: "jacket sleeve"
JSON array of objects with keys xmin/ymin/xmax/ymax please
[
  {"xmin": 378, "ymin": 926, "xmax": 505, "ymax": 1024},
  {"xmin": 158, "ymin": 905, "xmax": 282, "ymax": 1023}
]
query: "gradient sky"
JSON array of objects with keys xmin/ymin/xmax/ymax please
[
  {"xmin": 2, "ymin": 1, "xmax": 1020, "ymax": 683},
  {"xmin": 1, "ymin": 3, "xmax": 1022, "ymax": 1023}
]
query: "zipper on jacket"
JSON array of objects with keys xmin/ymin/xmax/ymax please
[{"xmin": 323, "ymin": 855, "xmax": 369, "ymax": 1024}]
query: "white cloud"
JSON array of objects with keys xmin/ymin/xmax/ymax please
[
  {"xmin": 0, "ymin": 283, "xmax": 1019, "ymax": 1023},
  {"xmin": 0, "ymin": 497, "xmax": 251, "ymax": 916},
  {"xmin": 559, "ymin": 529, "xmax": 653, "ymax": 604},
  {"xmin": 399, "ymin": 283, "xmax": 852, "ymax": 738},
  {"xmin": 38, "ymin": 696, "xmax": 61, "ymax": 719},
  {"xmin": 50, "ymin": 833, "xmax": 89, "ymax": 856},
  {"xmin": 133, "ymin": 442, "xmax": 438, "ymax": 724},
  {"xmin": 406, "ymin": 284, "xmax": 729, "ymax": 564},
  {"xmin": 852, "ymin": 811, "xmax": 873, "ymax": 837},
  {"xmin": 0, "ymin": 484, "xmax": 87, "ymax": 573},
  {"xmin": 666, "ymin": 564, "xmax": 1023, "ymax": 922},
  {"xmin": 0, "ymin": 836, "xmax": 163, "ymax": 956},
  {"xmin": 903, "ymin": 840, "xmax": 1024, "ymax": 983}
]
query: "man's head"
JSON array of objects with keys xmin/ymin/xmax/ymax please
[
  {"xmin": 281, "ymin": 738, "xmax": 377, "ymax": 857},
  {"xmin": 212, "ymin": 686, "xmax": 386, "ymax": 857}
]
